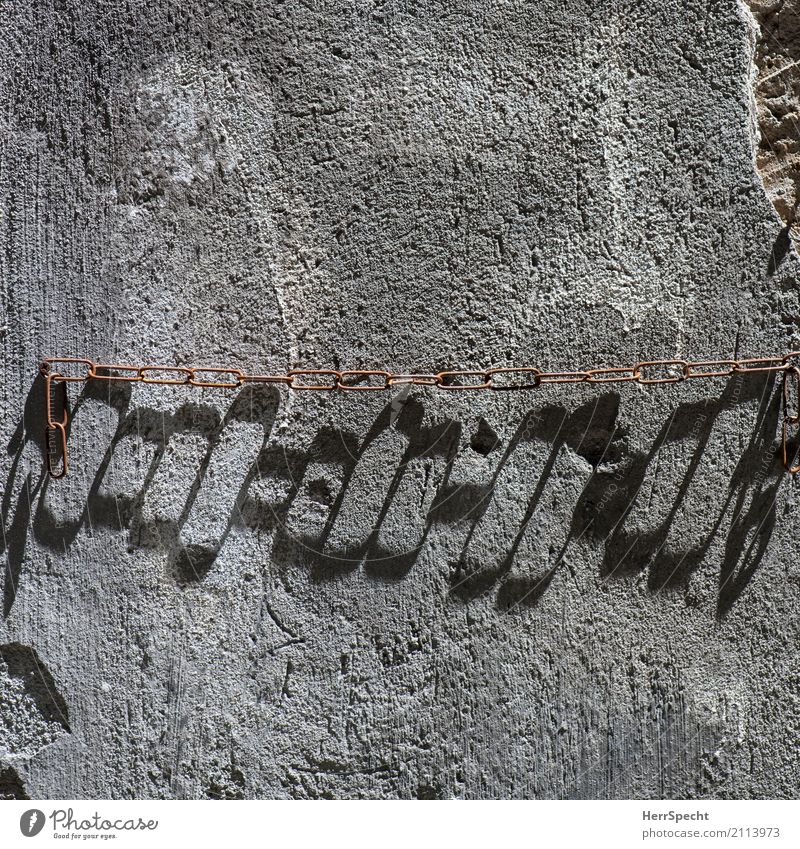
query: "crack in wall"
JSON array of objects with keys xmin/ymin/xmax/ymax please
[{"xmin": 744, "ymin": 0, "xmax": 800, "ymax": 243}]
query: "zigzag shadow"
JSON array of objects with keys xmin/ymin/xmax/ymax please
[
  {"xmin": 269, "ymin": 396, "xmax": 462, "ymax": 582},
  {"xmin": 4, "ymin": 378, "xmax": 280, "ymax": 592},
  {"xmin": 2, "ymin": 373, "xmax": 53, "ymax": 616},
  {"xmin": 570, "ymin": 373, "xmax": 784, "ymax": 618},
  {"xmin": 1, "ymin": 371, "xmax": 788, "ymax": 616},
  {"xmin": 445, "ymin": 394, "xmax": 624, "ymax": 605}
]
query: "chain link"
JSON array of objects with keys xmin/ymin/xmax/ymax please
[{"xmin": 39, "ymin": 353, "xmax": 800, "ymax": 477}]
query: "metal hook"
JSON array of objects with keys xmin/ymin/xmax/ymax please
[{"xmin": 782, "ymin": 366, "xmax": 800, "ymax": 473}]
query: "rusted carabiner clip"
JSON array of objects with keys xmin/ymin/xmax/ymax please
[
  {"xmin": 43, "ymin": 371, "xmax": 69, "ymax": 479},
  {"xmin": 782, "ymin": 366, "xmax": 800, "ymax": 473}
]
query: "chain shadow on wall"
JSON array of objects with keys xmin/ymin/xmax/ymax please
[
  {"xmin": 0, "ymin": 370, "xmax": 787, "ymax": 619},
  {"xmin": 572, "ymin": 376, "xmax": 784, "ymax": 619}
]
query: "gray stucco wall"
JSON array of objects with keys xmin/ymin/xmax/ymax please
[{"xmin": 1, "ymin": 0, "xmax": 799, "ymax": 799}]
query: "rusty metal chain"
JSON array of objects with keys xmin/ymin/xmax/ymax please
[{"xmin": 39, "ymin": 353, "xmax": 800, "ymax": 478}]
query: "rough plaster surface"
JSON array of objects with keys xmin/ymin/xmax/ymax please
[{"xmin": 1, "ymin": 0, "xmax": 800, "ymax": 799}]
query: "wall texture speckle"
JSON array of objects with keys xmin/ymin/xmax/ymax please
[{"xmin": 1, "ymin": 0, "xmax": 799, "ymax": 799}]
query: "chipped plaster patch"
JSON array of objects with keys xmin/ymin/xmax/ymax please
[{"xmin": 743, "ymin": 0, "xmax": 800, "ymax": 243}]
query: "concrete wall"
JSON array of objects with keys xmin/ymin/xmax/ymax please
[{"xmin": 1, "ymin": 0, "xmax": 799, "ymax": 799}]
